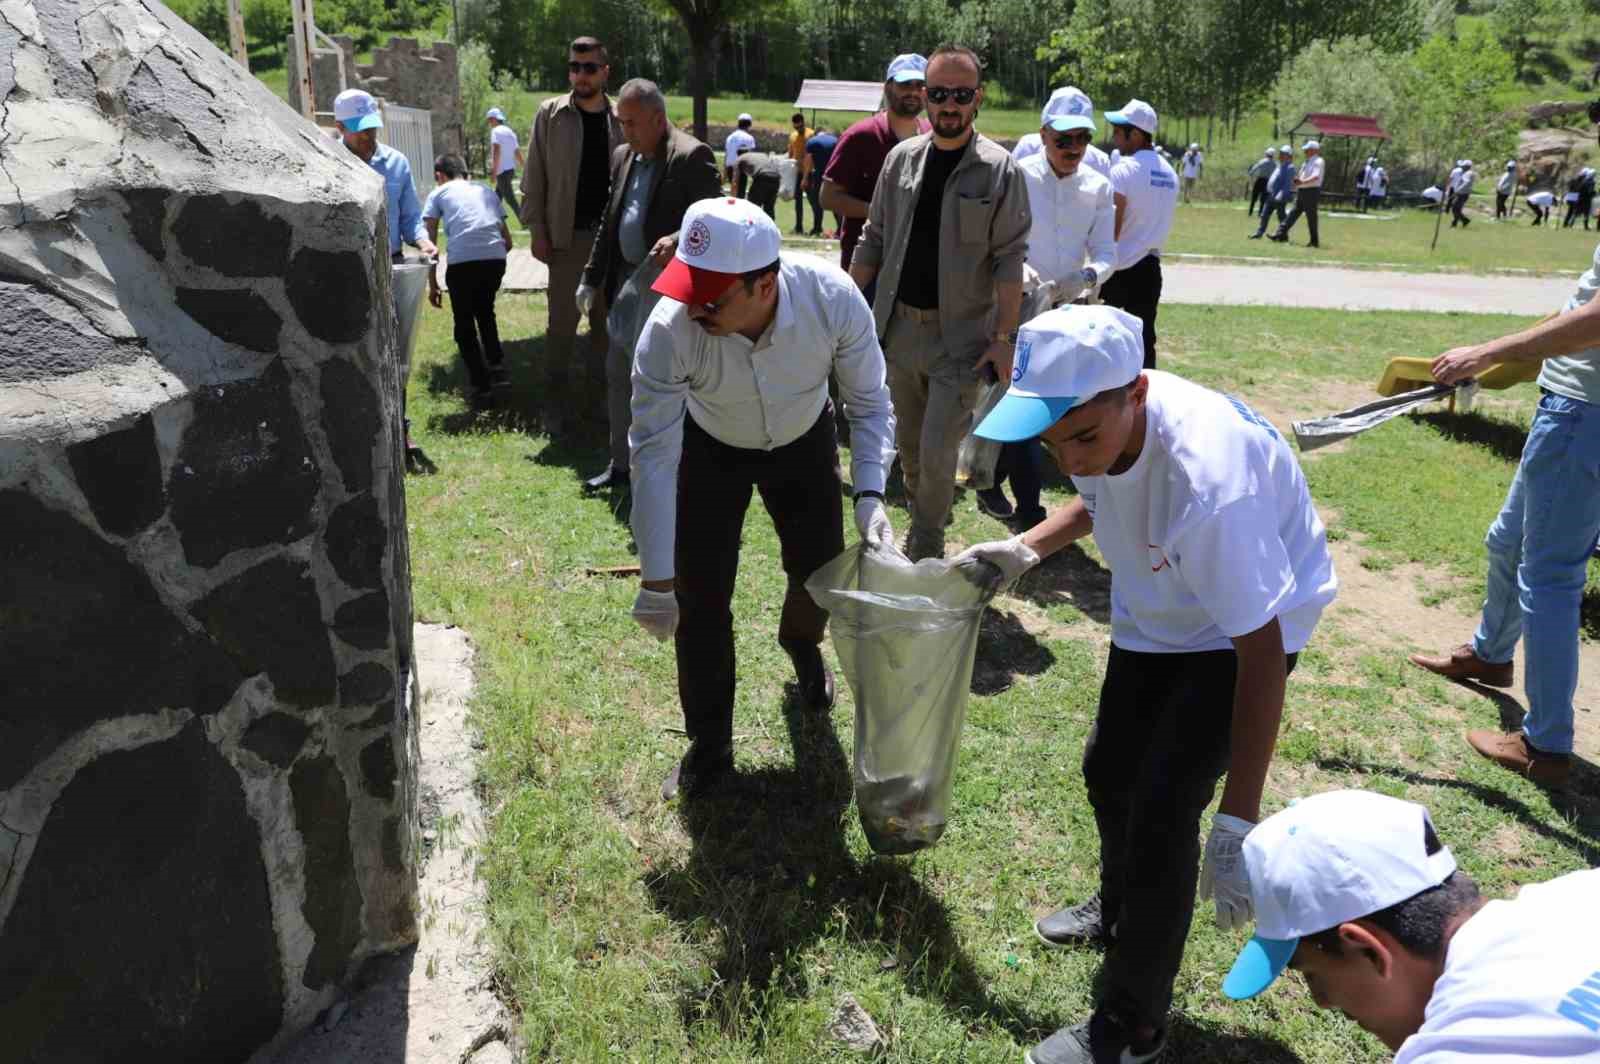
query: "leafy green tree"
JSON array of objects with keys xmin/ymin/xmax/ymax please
[
  {"xmin": 651, "ymin": 0, "xmax": 789, "ymax": 140},
  {"xmin": 1389, "ymin": 20, "xmax": 1519, "ymax": 181},
  {"xmin": 243, "ymin": 0, "xmax": 291, "ymax": 57},
  {"xmin": 1490, "ymin": 0, "xmax": 1576, "ymax": 80},
  {"xmin": 1272, "ymin": 37, "xmax": 1403, "ymax": 130}
]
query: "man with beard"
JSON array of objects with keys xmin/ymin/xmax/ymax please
[
  {"xmin": 334, "ymin": 88, "xmax": 437, "ymax": 264},
  {"xmin": 627, "ymin": 197, "xmax": 897, "ymax": 800},
  {"xmin": 820, "ymin": 53, "xmax": 930, "ymax": 273},
  {"xmin": 849, "ymin": 43, "xmax": 1031, "ymax": 561}
]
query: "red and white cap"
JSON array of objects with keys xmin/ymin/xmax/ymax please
[{"xmin": 652, "ymin": 197, "xmax": 782, "ymax": 306}]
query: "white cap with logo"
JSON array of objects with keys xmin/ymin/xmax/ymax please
[
  {"xmin": 973, "ymin": 305, "xmax": 1144, "ymax": 442},
  {"xmin": 1222, "ymin": 790, "xmax": 1458, "ymax": 1001},
  {"xmin": 886, "ymin": 53, "xmax": 928, "ymax": 83},
  {"xmin": 334, "ymin": 89, "xmax": 383, "ymax": 133},
  {"xmin": 652, "ymin": 197, "xmax": 782, "ymax": 306},
  {"xmin": 1041, "ymin": 86, "xmax": 1096, "ymax": 133},
  {"xmin": 1104, "ymin": 98, "xmax": 1157, "ymax": 135}
]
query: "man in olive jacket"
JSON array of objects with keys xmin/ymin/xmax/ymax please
[{"xmin": 576, "ymin": 78, "xmax": 723, "ymax": 494}]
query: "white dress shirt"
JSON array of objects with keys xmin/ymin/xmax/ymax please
[
  {"xmin": 629, "ymin": 256, "xmax": 897, "ymax": 580},
  {"xmin": 1018, "ymin": 152, "xmax": 1116, "ymax": 288}
]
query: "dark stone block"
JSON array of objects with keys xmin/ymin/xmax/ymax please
[
  {"xmin": 175, "ymin": 287, "xmax": 283, "ymax": 352},
  {"xmin": 167, "ymin": 359, "xmax": 320, "ymax": 568},
  {"xmin": 286, "ymin": 247, "xmax": 371, "ymax": 343},
  {"xmin": 339, "ymin": 662, "xmax": 394, "ymax": 707},
  {"xmin": 242, "ymin": 712, "xmax": 312, "ymax": 769},
  {"xmin": 352, "ymin": 701, "xmax": 394, "ymax": 729},
  {"xmin": 0, "ymin": 722, "xmax": 282, "ymax": 1061},
  {"xmin": 66, "ymin": 413, "xmax": 165, "ymax": 537},
  {"xmin": 360, "ymin": 735, "xmax": 397, "ymax": 800},
  {"xmin": 325, "ymin": 493, "xmax": 386, "ymax": 589},
  {"xmin": 334, "ymin": 589, "xmax": 391, "ymax": 650},
  {"xmin": 0, "ymin": 279, "xmax": 144, "ymax": 384},
  {"xmin": 381, "ymin": 815, "xmax": 404, "ymax": 871},
  {"xmin": 124, "ymin": 52, "xmax": 225, "ymax": 162},
  {"xmin": 291, "ymin": 755, "xmax": 361, "ymax": 989},
  {"xmin": 120, "ymin": 188, "xmax": 169, "ymax": 261},
  {"xmin": 0, "ymin": 492, "xmax": 241, "ymax": 791},
  {"xmin": 173, "ymin": 195, "xmax": 291, "ymax": 277},
  {"xmin": 192, "ymin": 557, "xmax": 336, "ymax": 709},
  {"xmin": 318, "ymin": 358, "xmax": 381, "ymax": 494}
]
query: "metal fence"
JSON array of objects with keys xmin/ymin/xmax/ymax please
[{"xmin": 378, "ymin": 103, "xmax": 434, "ymax": 202}]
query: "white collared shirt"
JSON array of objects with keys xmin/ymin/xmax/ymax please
[
  {"xmin": 629, "ymin": 256, "xmax": 898, "ymax": 580},
  {"xmin": 1018, "ymin": 152, "xmax": 1116, "ymax": 287}
]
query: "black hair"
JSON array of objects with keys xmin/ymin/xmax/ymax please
[
  {"xmin": 928, "ymin": 43, "xmax": 984, "ymax": 78},
  {"xmin": 570, "ymin": 36, "xmax": 607, "ymax": 61},
  {"xmin": 738, "ymin": 116, "xmax": 753, "ymax": 129},
  {"xmin": 792, "ymin": 111, "xmax": 804, "ymax": 123},
  {"xmin": 1302, "ymin": 821, "xmax": 1481, "ymax": 963},
  {"xmin": 434, "ymin": 153, "xmax": 467, "ymax": 179},
  {"xmin": 740, "ymin": 260, "xmax": 780, "ymax": 291}
]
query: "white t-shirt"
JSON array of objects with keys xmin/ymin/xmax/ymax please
[
  {"xmin": 1071, "ymin": 372, "xmax": 1337, "ymax": 654},
  {"xmin": 422, "ymin": 180, "xmax": 507, "ymax": 264},
  {"xmin": 1296, "ymin": 154, "xmax": 1325, "ymax": 189},
  {"xmin": 1181, "ymin": 152, "xmax": 1202, "ymax": 179},
  {"xmin": 724, "ymin": 129, "xmax": 756, "ymax": 168},
  {"xmin": 1369, "ymin": 167, "xmax": 1388, "ymax": 196},
  {"xmin": 1394, "ymin": 869, "xmax": 1600, "ymax": 1063},
  {"xmin": 1529, "ymin": 190, "xmax": 1556, "ymax": 208},
  {"xmin": 490, "ymin": 123, "xmax": 519, "ymax": 175},
  {"xmin": 1108, "ymin": 148, "xmax": 1178, "ymax": 270}
]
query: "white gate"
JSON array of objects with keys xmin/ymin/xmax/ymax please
[{"xmin": 379, "ymin": 103, "xmax": 434, "ymax": 202}]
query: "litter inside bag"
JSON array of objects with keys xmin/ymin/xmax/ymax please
[
  {"xmin": 805, "ymin": 545, "xmax": 999, "ymax": 855},
  {"xmin": 955, "ymin": 378, "xmax": 1008, "ymax": 490}
]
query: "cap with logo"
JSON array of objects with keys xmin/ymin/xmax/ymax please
[
  {"xmin": 1222, "ymin": 790, "xmax": 1458, "ymax": 1002},
  {"xmin": 334, "ymin": 89, "xmax": 382, "ymax": 133},
  {"xmin": 885, "ymin": 53, "xmax": 928, "ymax": 83},
  {"xmin": 1103, "ymin": 98, "xmax": 1157, "ymax": 135},
  {"xmin": 652, "ymin": 197, "xmax": 782, "ymax": 306},
  {"xmin": 486, "ymin": 107, "xmax": 506, "ymax": 122},
  {"xmin": 1041, "ymin": 86, "xmax": 1096, "ymax": 133},
  {"xmin": 973, "ymin": 305, "xmax": 1144, "ymax": 442},
  {"xmin": 1301, "ymin": 139, "xmax": 1320, "ymax": 151}
]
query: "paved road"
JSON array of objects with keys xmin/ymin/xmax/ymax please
[{"xmin": 477, "ymin": 247, "xmax": 1573, "ymax": 317}]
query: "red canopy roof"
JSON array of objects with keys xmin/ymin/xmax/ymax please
[{"xmin": 1290, "ymin": 113, "xmax": 1390, "ymax": 140}]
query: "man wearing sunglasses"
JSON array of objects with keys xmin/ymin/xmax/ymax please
[
  {"xmin": 627, "ymin": 197, "xmax": 897, "ymax": 801},
  {"xmin": 850, "ymin": 43, "xmax": 1031, "ymax": 561},
  {"xmin": 1101, "ymin": 98, "xmax": 1177, "ymax": 369},
  {"xmin": 524, "ymin": 36, "xmax": 622, "ymax": 433}
]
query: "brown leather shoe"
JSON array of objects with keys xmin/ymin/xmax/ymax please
[
  {"xmin": 1408, "ymin": 644, "xmax": 1514, "ymax": 688},
  {"xmin": 1466, "ymin": 730, "xmax": 1571, "ymax": 788}
]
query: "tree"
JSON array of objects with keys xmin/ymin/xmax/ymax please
[
  {"xmin": 1272, "ymin": 37, "xmax": 1403, "ymax": 131},
  {"xmin": 651, "ymin": 0, "xmax": 785, "ymax": 141},
  {"xmin": 1388, "ymin": 21, "xmax": 1519, "ymax": 182},
  {"xmin": 1490, "ymin": 0, "xmax": 1576, "ymax": 81}
]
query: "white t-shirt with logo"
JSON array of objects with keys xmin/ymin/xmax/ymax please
[
  {"xmin": 724, "ymin": 129, "xmax": 756, "ymax": 168},
  {"xmin": 490, "ymin": 124, "xmax": 519, "ymax": 175},
  {"xmin": 1108, "ymin": 148, "xmax": 1178, "ymax": 270},
  {"xmin": 1071, "ymin": 371, "xmax": 1337, "ymax": 654},
  {"xmin": 1395, "ymin": 869, "xmax": 1600, "ymax": 1063}
]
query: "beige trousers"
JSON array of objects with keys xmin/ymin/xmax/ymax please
[{"xmin": 544, "ymin": 229, "xmax": 606, "ymax": 390}]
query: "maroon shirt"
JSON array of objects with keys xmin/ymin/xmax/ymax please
[{"xmin": 822, "ymin": 110, "xmax": 932, "ymax": 269}]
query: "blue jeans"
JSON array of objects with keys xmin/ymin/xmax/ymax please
[{"xmin": 1472, "ymin": 390, "xmax": 1600, "ymax": 754}]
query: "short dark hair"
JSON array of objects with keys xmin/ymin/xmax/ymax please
[
  {"xmin": 928, "ymin": 43, "xmax": 984, "ymax": 79},
  {"xmin": 792, "ymin": 112, "xmax": 804, "ymax": 123},
  {"xmin": 570, "ymin": 36, "xmax": 606, "ymax": 61},
  {"xmin": 740, "ymin": 259, "xmax": 780, "ymax": 291},
  {"xmin": 1302, "ymin": 823, "xmax": 1481, "ymax": 963},
  {"xmin": 738, "ymin": 116, "xmax": 753, "ymax": 129},
  {"xmin": 434, "ymin": 153, "xmax": 467, "ymax": 179}
]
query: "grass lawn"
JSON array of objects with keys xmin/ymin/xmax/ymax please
[{"xmin": 402, "ymin": 292, "xmax": 1600, "ymax": 1061}]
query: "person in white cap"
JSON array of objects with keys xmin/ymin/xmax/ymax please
[
  {"xmin": 628, "ymin": 197, "xmax": 897, "ymax": 801},
  {"xmin": 1013, "ymin": 87, "xmax": 1113, "ymax": 179},
  {"xmin": 1101, "ymin": 98, "xmax": 1178, "ymax": 368},
  {"xmin": 1250, "ymin": 145, "xmax": 1296, "ymax": 239},
  {"xmin": 333, "ymin": 88, "xmax": 436, "ymax": 264},
  {"xmin": 1449, "ymin": 160, "xmax": 1475, "ymax": 229},
  {"xmin": 953, "ymin": 305, "xmax": 1337, "ymax": 1064},
  {"xmin": 1179, "ymin": 142, "xmax": 1203, "ymax": 203},
  {"xmin": 1496, "ymin": 158, "xmax": 1518, "ymax": 219},
  {"xmin": 724, "ymin": 113, "xmax": 757, "ymax": 193},
  {"xmin": 485, "ymin": 106, "xmax": 523, "ymax": 216},
  {"xmin": 1223, "ymin": 789, "xmax": 1600, "ymax": 1061},
  {"xmin": 1368, "ymin": 158, "xmax": 1389, "ymax": 210},
  {"xmin": 821, "ymin": 53, "xmax": 930, "ymax": 273},
  {"xmin": 1269, "ymin": 139, "xmax": 1323, "ymax": 247},
  {"xmin": 1355, "ymin": 155, "xmax": 1376, "ymax": 213},
  {"xmin": 1246, "ymin": 148, "xmax": 1276, "ymax": 216}
]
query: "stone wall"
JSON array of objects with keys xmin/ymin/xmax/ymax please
[
  {"xmin": 288, "ymin": 34, "xmax": 463, "ymax": 163},
  {"xmin": 1, "ymin": 0, "xmax": 419, "ymax": 1059}
]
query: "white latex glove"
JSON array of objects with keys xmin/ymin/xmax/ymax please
[
  {"xmin": 951, "ymin": 535, "xmax": 1040, "ymax": 592},
  {"xmin": 576, "ymin": 283, "xmax": 597, "ymax": 318},
  {"xmin": 631, "ymin": 587, "xmax": 678, "ymax": 641},
  {"xmin": 854, "ymin": 497, "xmax": 895, "ymax": 551},
  {"xmin": 1200, "ymin": 813, "xmax": 1256, "ymax": 931}
]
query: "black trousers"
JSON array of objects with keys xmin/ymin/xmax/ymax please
[
  {"xmin": 1277, "ymin": 187, "xmax": 1320, "ymax": 245},
  {"xmin": 1450, "ymin": 193, "xmax": 1471, "ymax": 227},
  {"xmin": 748, "ymin": 173, "xmax": 780, "ymax": 219},
  {"xmin": 674, "ymin": 406, "xmax": 845, "ymax": 748},
  {"xmin": 1099, "ymin": 254, "xmax": 1163, "ymax": 369},
  {"xmin": 993, "ymin": 440, "xmax": 1042, "ymax": 517},
  {"xmin": 1086, "ymin": 644, "xmax": 1299, "ymax": 1027},
  {"xmin": 1496, "ymin": 191, "xmax": 1509, "ymax": 219},
  {"xmin": 805, "ymin": 176, "xmax": 824, "ymax": 235},
  {"xmin": 494, "ymin": 170, "xmax": 519, "ymax": 218},
  {"xmin": 792, "ymin": 168, "xmax": 811, "ymax": 231},
  {"xmin": 1246, "ymin": 177, "xmax": 1268, "ymax": 215},
  {"xmin": 1533, "ymin": 204, "xmax": 1550, "ymax": 226},
  {"xmin": 443, "ymin": 259, "xmax": 506, "ymax": 390}
]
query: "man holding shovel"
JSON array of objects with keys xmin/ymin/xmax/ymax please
[{"xmin": 956, "ymin": 305, "xmax": 1337, "ymax": 1064}]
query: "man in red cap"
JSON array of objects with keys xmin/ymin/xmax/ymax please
[{"xmin": 628, "ymin": 197, "xmax": 898, "ymax": 801}]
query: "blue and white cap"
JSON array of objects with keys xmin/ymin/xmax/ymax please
[
  {"xmin": 1222, "ymin": 790, "xmax": 1458, "ymax": 1001},
  {"xmin": 1104, "ymin": 97, "xmax": 1157, "ymax": 135},
  {"xmin": 974, "ymin": 305, "xmax": 1144, "ymax": 442},
  {"xmin": 1041, "ymin": 86, "xmax": 1095, "ymax": 133},
  {"xmin": 885, "ymin": 53, "xmax": 928, "ymax": 83},
  {"xmin": 334, "ymin": 88, "xmax": 382, "ymax": 133},
  {"xmin": 485, "ymin": 107, "xmax": 506, "ymax": 122}
]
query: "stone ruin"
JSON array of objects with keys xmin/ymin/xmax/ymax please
[
  {"xmin": 288, "ymin": 34, "xmax": 464, "ymax": 163},
  {"xmin": 1, "ymin": 0, "xmax": 420, "ymax": 1058}
]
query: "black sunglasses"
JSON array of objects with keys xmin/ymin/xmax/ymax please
[
  {"xmin": 926, "ymin": 86, "xmax": 977, "ymax": 105},
  {"xmin": 1053, "ymin": 131, "xmax": 1092, "ymax": 149},
  {"xmin": 568, "ymin": 60, "xmax": 603, "ymax": 74}
]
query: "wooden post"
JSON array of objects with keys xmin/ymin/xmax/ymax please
[
  {"xmin": 289, "ymin": 0, "xmax": 317, "ymax": 121},
  {"xmin": 226, "ymin": 0, "xmax": 248, "ymax": 70}
]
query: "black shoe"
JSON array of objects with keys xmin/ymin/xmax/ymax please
[
  {"xmin": 1267, "ymin": 232, "xmax": 1287, "ymax": 242},
  {"xmin": 468, "ymin": 386, "xmax": 496, "ymax": 409},
  {"xmin": 1012, "ymin": 506, "xmax": 1048, "ymax": 531},
  {"xmin": 809, "ymin": 229, "xmax": 823, "ymax": 237},
  {"xmin": 1034, "ymin": 894, "xmax": 1115, "ymax": 948},
  {"xmin": 661, "ymin": 742, "xmax": 734, "ymax": 801},
  {"xmin": 582, "ymin": 464, "xmax": 629, "ymax": 494},
  {"xmin": 781, "ymin": 639, "xmax": 835, "ymax": 711},
  {"xmin": 1306, "ymin": 242, "xmax": 1320, "ymax": 248},
  {"xmin": 1026, "ymin": 1012, "xmax": 1166, "ymax": 1064},
  {"xmin": 976, "ymin": 485, "xmax": 1015, "ymax": 519},
  {"xmin": 1247, "ymin": 232, "xmax": 1263, "ymax": 239}
]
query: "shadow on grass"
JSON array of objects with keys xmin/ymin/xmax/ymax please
[
  {"xmin": 973, "ymin": 608, "xmax": 1056, "ymax": 695},
  {"xmin": 645, "ymin": 696, "xmax": 1050, "ymax": 1047},
  {"xmin": 1013, "ymin": 542, "xmax": 1112, "ymax": 624},
  {"xmin": 1165, "ymin": 1013, "xmax": 1306, "ymax": 1064},
  {"xmin": 1414, "ymin": 410, "xmax": 1527, "ymax": 466}
]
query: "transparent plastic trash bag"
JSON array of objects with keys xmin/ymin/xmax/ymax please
[
  {"xmin": 391, "ymin": 262, "xmax": 432, "ymax": 386},
  {"xmin": 805, "ymin": 545, "xmax": 1000, "ymax": 855}
]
